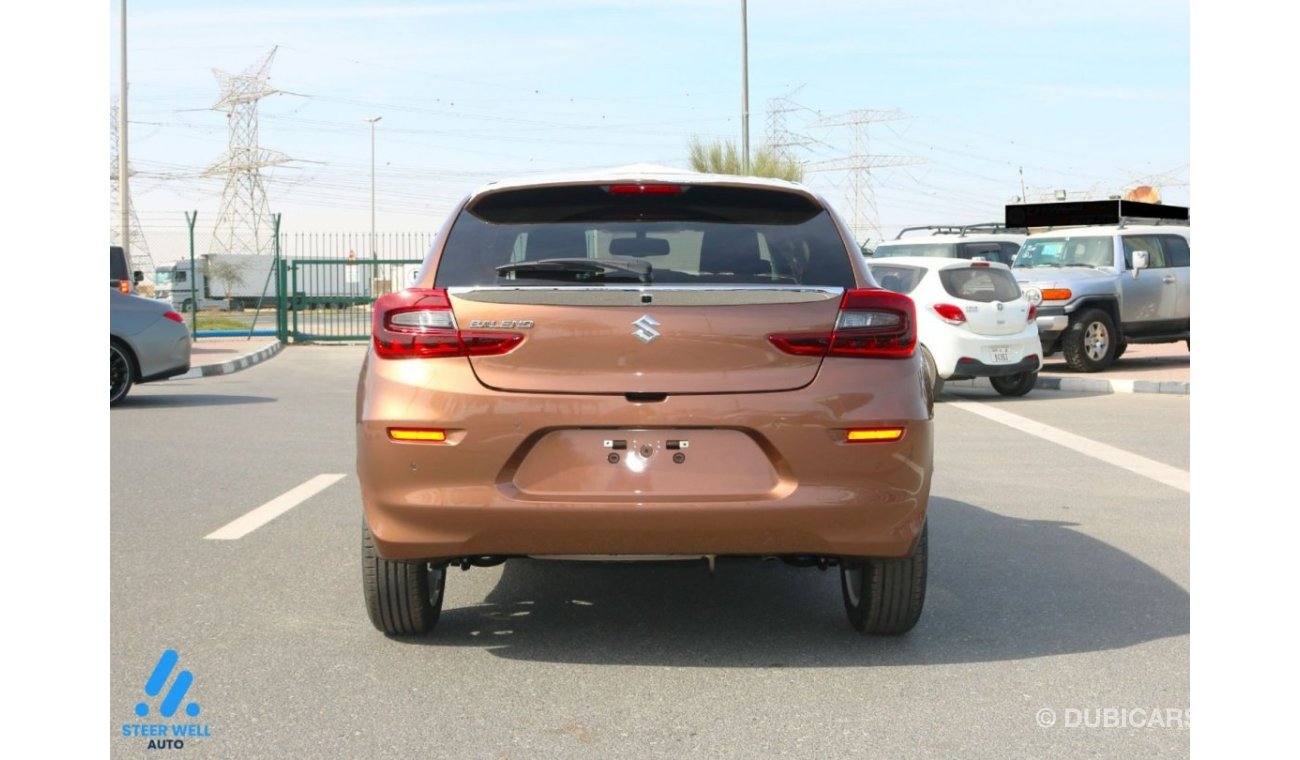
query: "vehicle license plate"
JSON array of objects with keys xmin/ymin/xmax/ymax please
[{"xmin": 990, "ymin": 346, "xmax": 1010, "ymax": 363}]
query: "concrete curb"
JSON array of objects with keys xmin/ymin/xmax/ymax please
[
  {"xmin": 172, "ymin": 340, "xmax": 283, "ymax": 380},
  {"xmin": 952, "ymin": 375, "xmax": 1189, "ymax": 396}
]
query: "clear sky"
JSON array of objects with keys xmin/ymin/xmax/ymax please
[{"xmin": 105, "ymin": 0, "xmax": 1190, "ymax": 265}]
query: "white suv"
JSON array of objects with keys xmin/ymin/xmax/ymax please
[{"xmin": 871, "ymin": 224, "xmax": 1026, "ymax": 266}]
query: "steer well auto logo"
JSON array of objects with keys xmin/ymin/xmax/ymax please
[{"xmin": 120, "ymin": 649, "xmax": 213, "ymax": 750}]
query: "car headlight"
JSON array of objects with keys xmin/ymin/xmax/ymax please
[{"xmin": 1023, "ymin": 287, "xmax": 1042, "ymax": 306}]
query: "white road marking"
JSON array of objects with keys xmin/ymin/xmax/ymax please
[
  {"xmin": 204, "ymin": 474, "xmax": 346, "ymax": 540},
  {"xmin": 947, "ymin": 401, "xmax": 1190, "ymax": 493}
]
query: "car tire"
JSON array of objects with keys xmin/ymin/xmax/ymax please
[
  {"xmin": 840, "ymin": 521, "xmax": 927, "ymax": 635},
  {"xmin": 990, "ymin": 371, "xmax": 1037, "ymax": 397},
  {"xmin": 1114, "ymin": 341, "xmax": 1128, "ymax": 359},
  {"xmin": 1062, "ymin": 308, "xmax": 1117, "ymax": 372},
  {"xmin": 920, "ymin": 345, "xmax": 944, "ymax": 397},
  {"xmin": 362, "ymin": 520, "xmax": 445, "ymax": 636},
  {"xmin": 111, "ymin": 341, "xmax": 135, "ymax": 405}
]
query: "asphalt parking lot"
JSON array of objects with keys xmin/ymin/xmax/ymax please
[{"xmin": 109, "ymin": 342, "xmax": 1189, "ymax": 758}]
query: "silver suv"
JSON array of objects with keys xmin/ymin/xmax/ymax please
[{"xmin": 1008, "ymin": 201, "xmax": 1189, "ymax": 372}]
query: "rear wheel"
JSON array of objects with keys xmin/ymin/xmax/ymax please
[
  {"xmin": 920, "ymin": 345, "xmax": 944, "ymax": 397},
  {"xmin": 362, "ymin": 520, "xmax": 445, "ymax": 635},
  {"xmin": 840, "ymin": 522, "xmax": 927, "ymax": 635},
  {"xmin": 990, "ymin": 371, "xmax": 1037, "ymax": 397},
  {"xmin": 1063, "ymin": 308, "xmax": 1117, "ymax": 372},
  {"xmin": 111, "ymin": 342, "xmax": 135, "ymax": 405}
]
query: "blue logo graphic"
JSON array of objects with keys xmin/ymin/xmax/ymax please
[{"xmin": 134, "ymin": 649, "xmax": 201, "ymax": 719}]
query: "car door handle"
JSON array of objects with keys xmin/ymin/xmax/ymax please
[{"xmin": 1162, "ymin": 275, "xmax": 1176, "ymax": 284}]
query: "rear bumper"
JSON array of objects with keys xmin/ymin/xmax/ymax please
[
  {"xmin": 357, "ymin": 354, "xmax": 933, "ymax": 560},
  {"xmin": 953, "ymin": 354, "xmax": 1041, "ymax": 378}
]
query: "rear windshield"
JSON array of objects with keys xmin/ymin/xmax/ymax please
[
  {"xmin": 434, "ymin": 184, "xmax": 855, "ymax": 287},
  {"xmin": 872, "ymin": 242, "xmax": 956, "ymax": 259},
  {"xmin": 1013, "ymin": 236, "xmax": 1114, "ymax": 269},
  {"xmin": 868, "ymin": 264, "xmax": 926, "ymax": 295},
  {"xmin": 938, "ymin": 267, "xmax": 1022, "ymax": 303}
]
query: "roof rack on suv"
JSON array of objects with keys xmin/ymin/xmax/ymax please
[
  {"xmin": 895, "ymin": 223, "xmax": 1026, "ymax": 240},
  {"xmin": 1005, "ymin": 200, "xmax": 1189, "ymax": 230}
]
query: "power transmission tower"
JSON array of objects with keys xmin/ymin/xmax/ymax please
[
  {"xmin": 806, "ymin": 109, "xmax": 922, "ymax": 245},
  {"xmin": 109, "ymin": 103, "xmax": 155, "ymax": 277},
  {"xmin": 205, "ymin": 47, "xmax": 292, "ymax": 256},
  {"xmin": 765, "ymin": 86, "xmax": 811, "ymax": 162}
]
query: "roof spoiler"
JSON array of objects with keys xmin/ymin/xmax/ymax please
[{"xmin": 1005, "ymin": 200, "xmax": 1189, "ymax": 230}]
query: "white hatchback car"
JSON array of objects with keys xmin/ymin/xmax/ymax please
[{"xmin": 869, "ymin": 257, "xmax": 1041, "ymax": 397}]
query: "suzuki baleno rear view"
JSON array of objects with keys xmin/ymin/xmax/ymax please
[{"xmin": 356, "ymin": 168, "xmax": 933, "ymax": 636}]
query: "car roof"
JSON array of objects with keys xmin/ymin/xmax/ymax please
[
  {"xmin": 868, "ymin": 256, "xmax": 1011, "ymax": 271},
  {"xmin": 466, "ymin": 163, "xmax": 817, "ymax": 203},
  {"xmin": 1025, "ymin": 224, "xmax": 1190, "ymax": 239}
]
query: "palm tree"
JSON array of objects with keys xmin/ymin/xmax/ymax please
[{"xmin": 687, "ymin": 137, "xmax": 804, "ymax": 182}]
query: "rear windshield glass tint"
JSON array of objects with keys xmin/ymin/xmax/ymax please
[
  {"xmin": 434, "ymin": 184, "xmax": 855, "ymax": 288},
  {"xmin": 868, "ymin": 264, "xmax": 925, "ymax": 294},
  {"xmin": 872, "ymin": 242, "xmax": 956, "ymax": 258},
  {"xmin": 938, "ymin": 267, "xmax": 1022, "ymax": 303}
]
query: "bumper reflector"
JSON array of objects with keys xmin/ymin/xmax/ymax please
[
  {"xmin": 388, "ymin": 428, "xmax": 448, "ymax": 443},
  {"xmin": 846, "ymin": 427, "xmax": 905, "ymax": 443}
]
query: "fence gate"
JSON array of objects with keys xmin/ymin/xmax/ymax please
[{"xmin": 278, "ymin": 258, "xmax": 424, "ymax": 343}]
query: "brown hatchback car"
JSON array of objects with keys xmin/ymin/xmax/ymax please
[{"xmin": 357, "ymin": 167, "xmax": 934, "ymax": 636}]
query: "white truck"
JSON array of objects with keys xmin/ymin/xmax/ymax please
[
  {"xmin": 156, "ymin": 254, "xmax": 404, "ymax": 312},
  {"xmin": 154, "ymin": 255, "xmax": 279, "ymax": 312}
]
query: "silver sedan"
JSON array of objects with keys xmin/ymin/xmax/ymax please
[{"xmin": 110, "ymin": 290, "xmax": 192, "ymax": 404}]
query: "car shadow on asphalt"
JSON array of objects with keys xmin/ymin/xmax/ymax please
[
  {"xmin": 397, "ymin": 497, "xmax": 1188, "ymax": 666},
  {"xmin": 113, "ymin": 393, "xmax": 277, "ymax": 408}
]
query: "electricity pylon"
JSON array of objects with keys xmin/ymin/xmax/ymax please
[
  {"xmin": 806, "ymin": 109, "xmax": 923, "ymax": 245},
  {"xmin": 109, "ymin": 104, "xmax": 155, "ymax": 277},
  {"xmin": 205, "ymin": 47, "xmax": 292, "ymax": 256}
]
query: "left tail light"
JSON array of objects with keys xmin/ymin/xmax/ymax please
[
  {"xmin": 373, "ymin": 288, "xmax": 524, "ymax": 359},
  {"xmin": 163, "ymin": 311, "xmax": 184, "ymax": 324}
]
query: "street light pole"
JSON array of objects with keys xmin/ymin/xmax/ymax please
[
  {"xmin": 740, "ymin": 0, "xmax": 750, "ymax": 175},
  {"xmin": 367, "ymin": 116, "xmax": 382, "ymax": 263},
  {"xmin": 119, "ymin": 0, "xmax": 131, "ymax": 262}
]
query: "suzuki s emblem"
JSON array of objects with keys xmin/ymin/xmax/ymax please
[
  {"xmin": 632, "ymin": 315, "xmax": 662, "ymax": 343},
  {"xmin": 996, "ymin": 302, "xmax": 1005, "ymax": 311}
]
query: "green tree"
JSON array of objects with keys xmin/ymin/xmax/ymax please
[
  {"xmin": 687, "ymin": 137, "xmax": 804, "ymax": 182},
  {"xmin": 207, "ymin": 259, "xmax": 247, "ymax": 311}
]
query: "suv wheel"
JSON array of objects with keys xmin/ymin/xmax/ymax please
[
  {"xmin": 362, "ymin": 520, "xmax": 445, "ymax": 635},
  {"xmin": 990, "ymin": 371, "xmax": 1037, "ymax": 397},
  {"xmin": 840, "ymin": 522, "xmax": 927, "ymax": 635},
  {"xmin": 1063, "ymin": 309, "xmax": 1117, "ymax": 372},
  {"xmin": 111, "ymin": 341, "xmax": 134, "ymax": 405}
]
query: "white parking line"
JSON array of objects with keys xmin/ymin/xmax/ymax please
[
  {"xmin": 204, "ymin": 474, "xmax": 346, "ymax": 540},
  {"xmin": 947, "ymin": 401, "xmax": 1190, "ymax": 493}
]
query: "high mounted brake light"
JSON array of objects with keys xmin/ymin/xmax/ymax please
[
  {"xmin": 768, "ymin": 289, "xmax": 916, "ymax": 359},
  {"xmin": 606, "ymin": 184, "xmax": 683, "ymax": 195},
  {"xmin": 372, "ymin": 288, "xmax": 524, "ymax": 359}
]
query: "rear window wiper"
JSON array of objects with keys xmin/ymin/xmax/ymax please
[{"xmin": 495, "ymin": 258, "xmax": 653, "ymax": 283}]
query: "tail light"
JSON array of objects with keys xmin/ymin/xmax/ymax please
[
  {"xmin": 768, "ymin": 289, "xmax": 916, "ymax": 359},
  {"xmin": 607, "ymin": 184, "xmax": 683, "ymax": 195},
  {"xmin": 932, "ymin": 303, "xmax": 967, "ymax": 325},
  {"xmin": 373, "ymin": 288, "xmax": 523, "ymax": 359},
  {"xmin": 1027, "ymin": 303, "xmax": 1038, "ymax": 322},
  {"xmin": 117, "ymin": 280, "xmax": 131, "ymax": 294},
  {"xmin": 163, "ymin": 311, "xmax": 185, "ymax": 324}
]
